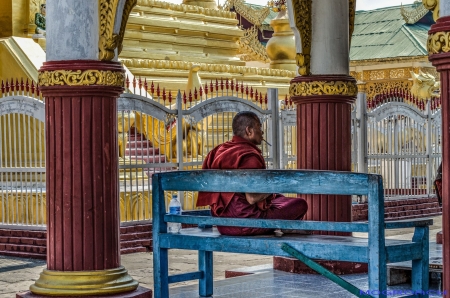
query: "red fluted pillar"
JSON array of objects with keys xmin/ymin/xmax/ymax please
[
  {"xmin": 292, "ymin": 75, "xmax": 356, "ymax": 233},
  {"xmin": 18, "ymin": 60, "xmax": 151, "ymax": 297},
  {"xmin": 428, "ymin": 16, "xmax": 450, "ymax": 297}
]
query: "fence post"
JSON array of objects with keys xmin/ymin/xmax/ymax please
[
  {"xmin": 356, "ymin": 90, "xmax": 368, "ymax": 173},
  {"xmin": 426, "ymin": 100, "xmax": 432, "ymax": 195},
  {"xmin": 268, "ymin": 88, "xmax": 280, "ymax": 169},
  {"xmin": 176, "ymin": 90, "xmax": 185, "ymax": 205}
]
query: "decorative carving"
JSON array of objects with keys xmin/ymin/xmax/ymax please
[
  {"xmin": 291, "ymin": 0, "xmax": 312, "ymax": 76},
  {"xmin": 38, "ymin": 70, "xmax": 125, "ymax": 87},
  {"xmin": 401, "ymin": 3, "xmax": 429, "ymax": 24},
  {"xmin": 361, "ymin": 67, "xmax": 415, "ymax": 81},
  {"xmin": 120, "ymin": 58, "xmax": 296, "ymax": 78},
  {"xmin": 237, "ymin": 26, "xmax": 270, "ymax": 63},
  {"xmin": 29, "ymin": 0, "xmax": 40, "ymax": 24},
  {"xmin": 428, "ymin": 31, "xmax": 450, "ymax": 54},
  {"xmin": 410, "ymin": 70, "xmax": 440, "ymax": 99},
  {"xmin": 365, "ymin": 81, "xmax": 413, "ymax": 101},
  {"xmin": 222, "ymin": 0, "xmax": 270, "ymax": 26},
  {"xmin": 349, "ymin": 0, "xmax": 356, "ymax": 46},
  {"xmin": 289, "ymin": 80, "xmax": 358, "ymax": 97},
  {"xmin": 422, "ymin": 0, "xmax": 439, "ymax": 21},
  {"xmin": 99, "ymin": 0, "xmax": 120, "ymax": 61},
  {"xmin": 137, "ymin": 0, "xmax": 236, "ymax": 19}
]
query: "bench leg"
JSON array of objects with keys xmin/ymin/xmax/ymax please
[
  {"xmin": 153, "ymin": 247, "xmax": 169, "ymax": 298},
  {"xmin": 199, "ymin": 250, "xmax": 213, "ymax": 297},
  {"xmin": 412, "ymin": 226, "xmax": 429, "ymax": 298}
]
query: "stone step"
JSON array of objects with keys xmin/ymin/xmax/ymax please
[
  {"xmin": 124, "ymin": 147, "xmax": 160, "ymax": 156},
  {"xmin": 126, "ymin": 155, "xmax": 166, "ymax": 164},
  {"xmin": 126, "ymin": 140, "xmax": 152, "ymax": 149}
]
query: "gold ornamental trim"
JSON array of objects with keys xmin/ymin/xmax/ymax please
[
  {"xmin": 422, "ymin": 0, "xmax": 439, "ymax": 21},
  {"xmin": 238, "ymin": 26, "xmax": 270, "ymax": 63},
  {"xmin": 427, "ymin": 31, "xmax": 450, "ymax": 54},
  {"xmin": 289, "ymin": 80, "xmax": 358, "ymax": 97},
  {"xmin": 349, "ymin": 0, "xmax": 356, "ymax": 46},
  {"xmin": 30, "ymin": 266, "xmax": 138, "ymax": 296},
  {"xmin": 221, "ymin": 0, "xmax": 270, "ymax": 26},
  {"xmin": 291, "ymin": 0, "xmax": 312, "ymax": 76},
  {"xmin": 38, "ymin": 69, "xmax": 125, "ymax": 87}
]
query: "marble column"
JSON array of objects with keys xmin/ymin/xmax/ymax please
[
  {"xmin": 18, "ymin": 0, "xmax": 151, "ymax": 297},
  {"xmin": 287, "ymin": 0, "xmax": 356, "ymax": 231},
  {"xmin": 428, "ymin": 0, "xmax": 450, "ymax": 292}
]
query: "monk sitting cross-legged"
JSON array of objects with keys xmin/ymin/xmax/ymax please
[{"xmin": 196, "ymin": 111, "xmax": 308, "ymax": 236}]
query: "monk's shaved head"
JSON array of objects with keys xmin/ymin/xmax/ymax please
[{"xmin": 232, "ymin": 111, "xmax": 260, "ymax": 138}]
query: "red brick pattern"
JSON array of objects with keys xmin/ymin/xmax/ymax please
[
  {"xmin": 352, "ymin": 197, "xmax": 442, "ymax": 221},
  {"xmin": 0, "ymin": 223, "xmax": 153, "ymax": 259}
]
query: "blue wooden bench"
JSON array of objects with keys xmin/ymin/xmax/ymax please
[{"xmin": 152, "ymin": 170, "xmax": 431, "ymax": 298}]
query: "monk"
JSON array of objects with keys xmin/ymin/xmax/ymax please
[{"xmin": 197, "ymin": 111, "xmax": 308, "ymax": 236}]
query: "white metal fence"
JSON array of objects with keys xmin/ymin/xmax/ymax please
[{"xmin": 0, "ymin": 78, "xmax": 443, "ymax": 227}]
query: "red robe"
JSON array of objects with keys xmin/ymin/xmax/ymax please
[
  {"xmin": 197, "ymin": 135, "xmax": 308, "ymax": 236},
  {"xmin": 196, "ymin": 135, "xmax": 266, "ymax": 215}
]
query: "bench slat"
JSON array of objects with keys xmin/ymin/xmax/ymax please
[
  {"xmin": 155, "ymin": 170, "xmax": 378, "ymax": 195},
  {"xmin": 165, "ymin": 214, "xmax": 370, "ymax": 232},
  {"xmin": 386, "ymin": 243, "xmax": 424, "ymax": 263}
]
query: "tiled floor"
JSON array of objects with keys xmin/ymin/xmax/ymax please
[{"xmin": 170, "ymin": 269, "xmax": 444, "ymax": 298}]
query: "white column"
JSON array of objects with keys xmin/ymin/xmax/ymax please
[
  {"xmin": 310, "ymin": 0, "xmax": 349, "ymax": 75},
  {"xmin": 46, "ymin": 0, "xmax": 99, "ymax": 61},
  {"xmin": 441, "ymin": 0, "xmax": 450, "ymax": 17}
]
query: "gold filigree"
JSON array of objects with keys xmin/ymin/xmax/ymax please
[
  {"xmin": 365, "ymin": 81, "xmax": 413, "ymax": 101},
  {"xmin": 38, "ymin": 70, "xmax": 125, "ymax": 87},
  {"xmin": 99, "ymin": 0, "xmax": 120, "ymax": 61},
  {"xmin": 361, "ymin": 68, "xmax": 414, "ymax": 81},
  {"xmin": 422, "ymin": 0, "xmax": 439, "ymax": 21},
  {"xmin": 289, "ymin": 80, "xmax": 358, "ymax": 97},
  {"xmin": 427, "ymin": 31, "xmax": 450, "ymax": 54},
  {"xmin": 120, "ymin": 58, "xmax": 296, "ymax": 78},
  {"xmin": 237, "ymin": 26, "xmax": 270, "ymax": 63},
  {"xmin": 349, "ymin": 0, "xmax": 356, "ymax": 46},
  {"xmin": 221, "ymin": 0, "xmax": 270, "ymax": 26},
  {"xmin": 357, "ymin": 83, "xmax": 366, "ymax": 93},
  {"xmin": 291, "ymin": 0, "xmax": 312, "ymax": 76}
]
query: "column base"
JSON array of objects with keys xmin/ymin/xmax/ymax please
[
  {"xmin": 273, "ymin": 256, "xmax": 368, "ymax": 275},
  {"xmin": 28, "ymin": 266, "xmax": 139, "ymax": 296},
  {"xmin": 17, "ymin": 286, "xmax": 152, "ymax": 298}
]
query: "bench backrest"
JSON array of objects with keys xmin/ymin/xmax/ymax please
[{"xmin": 152, "ymin": 170, "xmax": 384, "ymax": 237}]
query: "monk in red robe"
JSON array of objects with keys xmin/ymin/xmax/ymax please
[{"xmin": 197, "ymin": 111, "xmax": 308, "ymax": 236}]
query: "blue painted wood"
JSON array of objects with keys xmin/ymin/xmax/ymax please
[
  {"xmin": 151, "ymin": 170, "xmax": 431, "ymax": 298},
  {"xmin": 164, "ymin": 214, "xmax": 370, "ymax": 232},
  {"xmin": 281, "ymin": 243, "xmax": 374, "ymax": 298},
  {"xmin": 154, "ymin": 170, "xmax": 375, "ymax": 195},
  {"xmin": 199, "ymin": 250, "xmax": 213, "ymax": 297},
  {"xmin": 168, "ymin": 271, "xmax": 203, "ymax": 283},
  {"xmin": 411, "ymin": 226, "xmax": 429, "ymax": 298}
]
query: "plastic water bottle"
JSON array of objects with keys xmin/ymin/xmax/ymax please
[{"xmin": 167, "ymin": 194, "xmax": 182, "ymax": 233}]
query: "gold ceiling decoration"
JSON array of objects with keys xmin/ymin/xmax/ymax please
[
  {"xmin": 291, "ymin": 0, "xmax": 312, "ymax": 76},
  {"xmin": 237, "ymin": 26, "xmax": 270, "ymax": 63},
  {"xmin": 140, "ymin": 0, "xmax": 236, "ymax": 18},
  {"xmin": 289, "ymin": 80, "xmax": 358, "ymax": 97},
  {"xmin": 38, "ymin": 70, "xmax": 125, "ymax": 87}
]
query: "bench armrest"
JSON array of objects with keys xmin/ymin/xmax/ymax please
[{"xmin": 384, "ymin": 218, "xmax": 433, "ymax": 229}]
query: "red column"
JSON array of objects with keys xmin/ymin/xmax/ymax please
[
  {"xmin": 291, "ymin": 75, "xmax": 356, "ymax": 233},
  {"xmin": 42, "ymin": 60, "xmax": 121, "ymax": 271},
  {"xmin": 428, "ymin": 16, "xmax": 450, "ymax": 296},
  {"xmin": 18, "ymin": 60, "xmax": 151, "ymax": 297}
]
